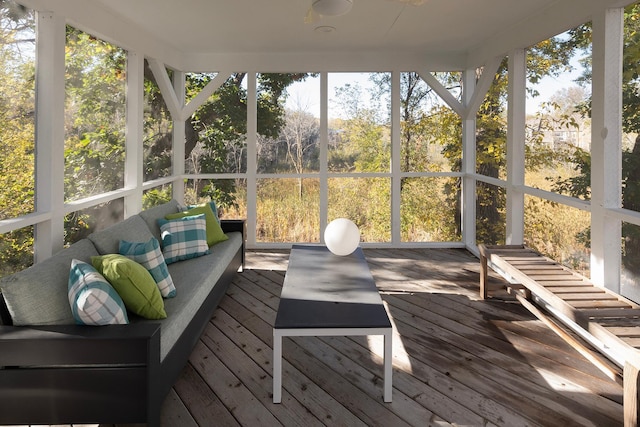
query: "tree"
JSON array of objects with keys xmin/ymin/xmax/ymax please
[
  {"xmin": 179, "ymin": 72, "xmax": 314, "ymax": 208},
  {"xmin": 282, "ymin": 108, "xmax": 319, "ymax": 197},
  {"xmin": 0, "ymin": 0, "xmax": 35, "ymax": 275},
  {"xmin": 543, "ymin": 5, "xmax": 640, "ymax": 278}
]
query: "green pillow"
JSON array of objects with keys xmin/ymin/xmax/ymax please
[
  {"xmin": 91, "ymin": 254, "xmax": 166, "ymax": 320},
  {"xmin": 166, "ymin": 204, "xmax": 228, "ymax": 246}
]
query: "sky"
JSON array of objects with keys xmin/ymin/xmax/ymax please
[{"xmin": 284, "ymin": 60, "xmax": 586, "ymax": 119}]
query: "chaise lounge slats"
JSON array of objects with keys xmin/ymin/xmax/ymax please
[{"xmin": 479, "ymin": 244, "xmax": 640, "ymax": 426}]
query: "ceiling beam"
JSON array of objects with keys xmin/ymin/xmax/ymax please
[
  {"xmin": 416, "ymin": 71, "xmax": 464, "ymax": 117},
  {"xmin": 463, "ymin": 56, "xmax": 502, "ymax": 120}
]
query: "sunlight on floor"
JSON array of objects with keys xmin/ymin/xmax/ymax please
[
  {"xmin": 367, "ymin": 302, "xmax": 413, "ymax": 374},
  {"xmin": 537, "ymin": 368, "xmax": 591, "ymax": 393}
]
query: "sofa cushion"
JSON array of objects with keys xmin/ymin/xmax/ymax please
[
  {"xmin": 68, "ymin": 259, "xmax": 129, "ymax": 325},
  {"xmin": 88, "ymin": 215, "xmax": 154, "ymax": 255},
  {"xmin": 138, "ymin": 199, "xmax": 180, "ymax": 245},
  {"xmin": 0, "ymin": 239, "xmax": 99, "ymax": 325},
  {"xmin": 92, "ymin": 254, "xmax": 167, "ymax": 320},
  {"xmin": 133, "ymin": 231, "xmax": 243, "ymax": 361},
  {"xmin": 119, "ymin": 237, "xmax": 176, "ymax": 298},
  {"xmin": 158, "ymin": 215, "xmax": 209, "ymax": 264},
  {"xmin": 166, "ymin": 204, "xmax": 228, "ymax": 246}
]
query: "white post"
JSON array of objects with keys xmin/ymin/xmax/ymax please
[
  {"xmin": 172, "ymin": 71, "xmax": 186, "ymax": 204},
  {"xmin": 124, "ymin": 51, "xmax": 144, "ymax": 217},
  {"xmin": 34, "ymin": 12, "xmax": 65, "ymax": 261},
  {"xmin": 391, "ymin": 71, "xmax": 402, "ymax": 245},
  {"xmin": 506, "ymin": 49, "xmax": 526, "ymax": 245},
  {"xmin": 590, "ymin": 7, "xmax": 623, "ymax": 292},
  {"xmin": 247, "ymin": 72, "xmax": 258, "ymax": 248},
  {"xmin": 461, "ymin": 69, "xmax": 477, "ymax": 248}
]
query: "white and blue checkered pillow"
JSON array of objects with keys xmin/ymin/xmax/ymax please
[
  {"xmin": 119, "ymin": 237, "xmax": 176, "ymax": 298},
  {"xmin": 68, "ymin": 259, "xmax": 129, "ymax": 325},
  {"xmin": 157, "ymin": 214, "xmax": 209, "ymax": 264}
]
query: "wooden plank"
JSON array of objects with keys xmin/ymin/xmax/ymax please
[
  {"xmin": 237, "ymin": 271, "xmax": 459, "ymax": 426},
  {"xmin": 558, "ymin": 293, "xmax": 620, "ymax": 301},
  {"xmin": 189, "ymin": 340, "xmax": 281, "ymax": 426},
  {"xmin": 488, "ymin": 256, "xmax": 589, "ymax": 326},
  {"xmin": 537, "ymin": 280, "xmax": 593, "ymax": 287},
  {"xmin": 606, "ymin": 324, "xmax": 640, "ymax": 337},
  {"xmin": 238, "ymin": 270, "xmax": 513, "ymax": 426},
  {"xmin": 585, "ymin": 308, "xmax": 640, "ymax": 319},
  {"xmin": 159, "ymin": 389, "xmax": 198, "ymax": 427},
  {"xmin": 213, "ymin": 301, "xmax": 367, "ymax": 426},
  {"xmin": 199, "ymin": 321, "xmax": 324, "ymax": 427},
  {"xmin": 381, "ymin": 293, "xmax": 622, "ymax": 425},
  {"xmin": 570, "ymin": 300, "xmax": 633, "ymax": 309},
  {"xmin": 173, "ymin": 362, "xmax": 239, "ymax": 427},
  {"xmin": 223, "ymin": 285, "xmax": 412, "ymax": 427},
  {"xmin": 624, "ymin": 361, "xmax": 640, "ymax": 427},
  {"xmin": 546, "ymin": 286, "xmax": 608, "ymax": 293}
]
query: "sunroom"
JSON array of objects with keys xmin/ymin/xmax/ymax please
[{"xmin": 1, "ymin": 0, "xmax": 639, "ymax": 425}]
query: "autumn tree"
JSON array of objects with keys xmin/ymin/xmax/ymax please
[{"xmin": 0, "ymin": 1, "xmax": 35, "ymax": 274}]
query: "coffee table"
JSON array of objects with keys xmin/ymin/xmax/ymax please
[{"xmin": 272, "ymin": 245, "xmax": 393, "ymax": 403}]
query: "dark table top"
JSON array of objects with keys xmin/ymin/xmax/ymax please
[{"xmin": 274, "ymin": 245, "xmax": 392, "ymax": 329}]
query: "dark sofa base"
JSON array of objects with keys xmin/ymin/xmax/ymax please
[{"xmin": 0, "ymin": 220, "xmax": 244, "ymax": 426}]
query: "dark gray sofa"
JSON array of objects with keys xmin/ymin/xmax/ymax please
[{"xmin": 0, "ymin": 200, "xmax": 245, "ymax": 426}]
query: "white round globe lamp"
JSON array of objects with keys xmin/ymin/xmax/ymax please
[{"xmin": 324, "ymin": 218, "xmax": 360, "ymax": 256}]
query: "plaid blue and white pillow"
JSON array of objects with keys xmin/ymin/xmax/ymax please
[
  {"xmin": 157, "ymin": 214, "xmax": 209, "ymax": 264},
  {"xmin": 68, "ymin": 259, "xmax": 129, "ymax": 325},
  {"xmin": 119, "ymin": 237, "xmax": 176, "ymax": 298}
]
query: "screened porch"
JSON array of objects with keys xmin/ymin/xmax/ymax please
[{"xmin": 0, "ymin": 0, "xmax": 639, "ymax": 425}]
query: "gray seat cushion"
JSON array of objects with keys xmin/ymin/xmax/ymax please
[
  {"xmin": 0, "ymin": 239, "xmax": 99, "ymax": 325},
  {"xmin": 131, "ymin": 231, "xmax": 242, "ymax": 361}
]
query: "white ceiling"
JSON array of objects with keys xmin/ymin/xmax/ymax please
[{"xmin": 20, "ymin": 0, "xmax": 632, "ymax": 72}]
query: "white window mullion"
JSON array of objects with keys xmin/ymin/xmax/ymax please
[
  {"xmin": 247, "ymin": 72, "xmax": 258, "ymax": 248},
  {"xmin": 34, "ymin": 12, "xmax": 66, "ymax": 261},
  {"xmin": 319, "ymin": 72, "xmax": 329, "ymax": 242},
  {"xmin": 391, "ymin": 71, "xmax": 401, "ymax": 245}
]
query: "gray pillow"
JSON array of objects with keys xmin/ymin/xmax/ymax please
[
  {"xmin": 0, "ymin": 239, "xmax": 99, "ymax": 325},
  {"xmin": 88, "ymin": 215, "xmax": 153, "ymax": 255},
  {"xmin": 138, "ymin": 200, "xmax": 180, "ymax": 245}
]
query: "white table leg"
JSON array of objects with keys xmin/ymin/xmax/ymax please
[
  {"xmin": 273, "ymin": 330, "xmax": 282, "ymax": 403},
  {"xmin": 383, "ymin": 328, "xmax": 393, "ymax": 402}
]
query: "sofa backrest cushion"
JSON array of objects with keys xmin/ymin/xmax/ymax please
[
  {"xmin": 138, "ymin": 199, "xmax": 181, "ymax": 244},
  {"xmin": 88, "ymin": 215, "xmax": 153, "ymax": 255},
  {"xmin": 0, "ymin": 239, "xmax": 99, "ymax": 325}
]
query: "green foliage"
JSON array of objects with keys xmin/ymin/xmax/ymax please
[
  {"xmin": 400, "ymin": 177, "xmax": 460, "ymax": 242},
  {"xmin": 256, "ymin": 179, "xmax": 320, "ymax": 243},
  {"xmin": 549, "ymin": 147, "xmax": 591, "ymax": 199},
  {"xmin": 0, "ymin": 2, "xmax": 35, "ymax": 274},
  {"xmin": 143, "ymin": 61, "xmax": 172, "ymax": 181},
  {"xmin": 64, "ymin": 26, "xmax": 126, "ymax": 203},
  {"xmin": 328, "ymin": 178, "xmax": 391, "ymax": 242},
  {"xmin": 142, "ymin": 186, "xmax": 173, "ymax": 210}
]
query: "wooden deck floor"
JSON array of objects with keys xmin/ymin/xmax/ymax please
[{"xmin": 149, "ymin": 248, "xmax": 622, "ymax": 427}]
